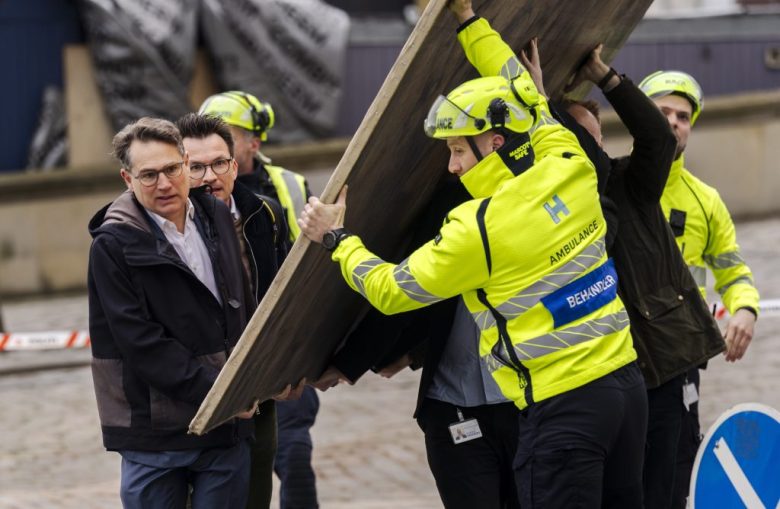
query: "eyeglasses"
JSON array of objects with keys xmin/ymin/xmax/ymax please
[
  {"xmin": 132, "ymin": 161, "xmax": 185, "ymax": 187},
  {"xmin": 189, "ymin": 158, "xmax": 233, "ymax": 179}
]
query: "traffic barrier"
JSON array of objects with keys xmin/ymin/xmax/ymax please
[
  {"xmin": 713, "ymin": 298, "xmax": 780, "ymax": 320},
  {"xmin": 0, "ymin": 330, "xmax": 90, "ymax": 352}
]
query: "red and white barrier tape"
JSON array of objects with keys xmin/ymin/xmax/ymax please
[
  {"xmin": 713, "ymin": 299, "xmax": 780, "ymax": 321},
  {"xmin": 0, "ymin": 330, "xmax": 90, "ymax": 352},
  {"xmin": 0, "ymin": 298, "xmax": 778, "ymax": 352}
]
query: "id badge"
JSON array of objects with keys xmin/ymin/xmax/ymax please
[
  {"xmin": 449, "ymin": 418, "xmax": 483, "ymax": 445},
  {"xmin": 683, "ymin": 382, "xmax": 699, "ymax": 411}
]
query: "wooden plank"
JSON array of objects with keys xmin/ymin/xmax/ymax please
[{"xmin": 190, "ymin": 0, "xmax": 654, "ymax": 435}]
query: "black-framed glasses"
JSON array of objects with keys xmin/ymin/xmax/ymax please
[
  {"xmin": 189, "ymin": 158, "xmax": 233, "ymax": 179},
  {"xmin": 132, "ymin": 161, "xmax": 185, "ymax": 187}
]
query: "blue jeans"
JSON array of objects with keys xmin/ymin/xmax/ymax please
[{"xmin": 119, "ymin": 440, "xmax": 250, "ymax": 509}]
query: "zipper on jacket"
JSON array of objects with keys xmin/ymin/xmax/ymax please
[{"xmin": 477, "ymin": 288, "xmax": 535, "ymax": 405}]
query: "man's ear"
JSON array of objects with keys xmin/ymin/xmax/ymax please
[
  {"xmin": 249, "ymin": 136, "xmax": 261, "ymax": 153},
  {"xmin": 120, "ymin": 168, "xmax": 133, "ymax": 190},
  {"xmin": 492, "ymin": 132, "xmax": 506, "ymax": 151}
]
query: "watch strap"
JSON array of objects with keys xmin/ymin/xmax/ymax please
[{"xmin": 324, "ymin": 228, "xmax": 352, "ymax": 251}]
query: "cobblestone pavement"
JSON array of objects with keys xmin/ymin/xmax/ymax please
[{"xmin": 1, "ymin": 217, "xmax": 779, "ymax": 508}]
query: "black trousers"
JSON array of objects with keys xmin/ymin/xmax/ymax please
[
  {"xmin": 672, "ymin": 368, "xmax": 702, "ymax": 509},
  {"xmin": 247, "ymin": 399, "xmax": 277, "ymax": 509},
  {"xmin": 643, "ymin": 374, "xmax": 686, "ymax": 509},
  {"xmin": 514, "ymin": 362, "xmax": 648, "ymax": 509},
  {"xmin": 417, "ymin": 398, "xmax": 521, "ymax": 509},
  {"xmin": 275, "ymin": 386, "xmax": 320, "ymax": 509}
]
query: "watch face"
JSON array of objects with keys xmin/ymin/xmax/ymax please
[{"xmin": 322, "ymin": 231, "xmax": 337, "ymax": 250}]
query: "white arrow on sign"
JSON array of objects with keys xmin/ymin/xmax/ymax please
[{"xmin": 713, "ymin": 437, "xmax": 767, "ymax": 509}]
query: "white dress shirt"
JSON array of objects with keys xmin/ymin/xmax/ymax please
[
  {"xmin": 229, "ymin": 196, "xmax": 242, "ymax": 223},
  {"xmin": 149, "ymin": 200, "xmax": 222, "ymax": 305}
]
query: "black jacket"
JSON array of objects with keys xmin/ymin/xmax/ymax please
[
  {"xmin": 87, "ymin": 189, "xmax": 254, "ymax": 451},
  {"xmin": 560, "ymin": 76, "xmax": 724, "ymax": 388},
  {"xmin": 232, "ymin": 181, "xmax": 290, "ymax": 303},
  {"xmin": 331, "ymin": 176, "xmax": 470, "ymax": 417}
]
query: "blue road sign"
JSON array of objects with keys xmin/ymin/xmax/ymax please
[{"xmin": 691, "ymin": 403, "xmax": 780, "ymax": 509}]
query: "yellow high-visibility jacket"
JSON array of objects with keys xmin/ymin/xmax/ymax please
[
  {"xmin": 332, "ymin": 117, "xmax": 636, "ymax": 409},
  {"xmin": 458, "ymin": 17, "xmax": 524, "ymax": 83},
  {"xmin": 660, "ymin": 156, "xmax": 760, "ymax": 315},
  {"xmin": 265, "ymin": 164, "xmax": 307, "ymax": 241},
  {"xmin": 455, "ymin": 17, "xmax": 568, "ymax": 160}
]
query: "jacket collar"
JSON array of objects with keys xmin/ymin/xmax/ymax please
[
  {"xmin": 94, "ymin": 190, "xmax": 152, "ymax": 234},
  {"xmin": 231, "ymin": 180, "xmax": 264, "ymax": 218},
  {"xmin": 460, "ymin": 131, "xmax": 535, "ymax": 199},
  {"xmin": 460, "ymin": 151, "xmax": 514, "ymax": 198}
]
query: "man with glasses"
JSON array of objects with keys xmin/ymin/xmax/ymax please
[
  {"xmin": 87, "ymin": 117, "xmax": 256, "ymax": 508},
  {"xmin": 199, "ymin": 91, "xmax": 311, "ymax": 242},
  {"xmin": 176, "ymin": 112, "xmax": 292, "ymax": 508},
  {"xmin": 199, "ymin": 93, "xmax": 321, "ymax": 509}
]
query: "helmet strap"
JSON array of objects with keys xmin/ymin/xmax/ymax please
[{"xmin": 466, "ymin": 136, "xmax": 484, "ymax": 162}]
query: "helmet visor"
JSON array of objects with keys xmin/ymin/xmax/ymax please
[{"xmin": 424, "ymin": 95, "xmax": 480, "ymax": 138}]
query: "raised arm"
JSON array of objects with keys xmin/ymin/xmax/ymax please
[{"xmin": 574, "ymin": 46, "xmax": 676, "ymax": 203}]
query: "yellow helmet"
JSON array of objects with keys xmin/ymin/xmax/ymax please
[
  {"xmin": 198, "ymin": 91, "xmax": 276, "ymax": 141},
  {"xmin": 424, "ymin": 74, "xmax": 539, "ymax": 139},
  {"xmin": 639, "ymin": 70, "xmax": 703, "ymax": 125}
]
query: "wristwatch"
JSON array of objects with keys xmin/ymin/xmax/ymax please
[{"xmin": 322, "ymin": 228, "xmax": 352, "ymax": 252}]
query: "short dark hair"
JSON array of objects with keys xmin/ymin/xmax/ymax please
[
  {"xmin": 175, "ymin": 113, "xmax": 235, "ymax": 157},
  {"xmin": 561, "ymin": 98, "xmax": 601, "ymax": 122},
  {"xmin": 112, "ymin": 117, "xmax": 184, "ymax": 169}
]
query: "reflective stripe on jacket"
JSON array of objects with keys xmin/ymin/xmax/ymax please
[
  {"xmin": 332, "ymin": 125, "xmax": 636, "ymax": 410},
  {"xmin": 660, "ymin": 156, "xmax": 760, "ymax": 314},
  {"xmin": 265, "ymin": 164, "xmax": 307, "ymax": 241}
]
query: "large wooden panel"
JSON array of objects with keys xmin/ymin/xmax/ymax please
[{"xmin": 191, "ymin": 0, "xmax": 654, "ymax": 435}]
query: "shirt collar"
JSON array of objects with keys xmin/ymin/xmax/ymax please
[
  {"xmin": 148, "ymin": 199, "xmax": 195, "ymax": 231},
  {"xmin": 229, "ymin": 196, "xmax": 241, "ymax": 222}
]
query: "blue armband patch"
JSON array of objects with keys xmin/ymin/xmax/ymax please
[{"xmin": 541, "ymin": 259, "xmax": 618, "ymax": 328}]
